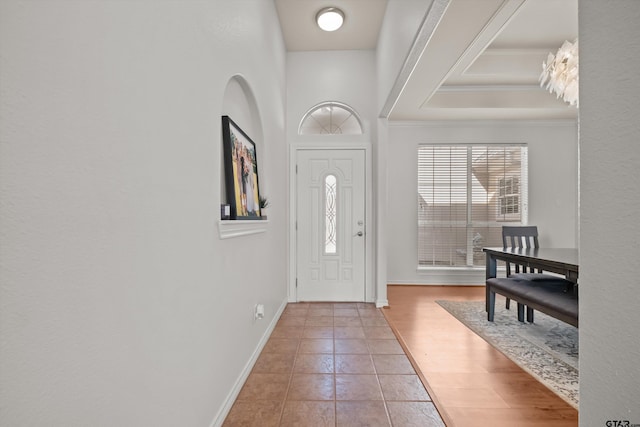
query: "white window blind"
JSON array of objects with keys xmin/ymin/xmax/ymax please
[{"xmin": 418, "ymin": 144, "xmax": 528, "ymax": 267}]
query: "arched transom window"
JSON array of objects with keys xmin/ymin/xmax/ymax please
[{"xmin": 299, "ymin": 102, "xmax": 363, "ymax": 135}]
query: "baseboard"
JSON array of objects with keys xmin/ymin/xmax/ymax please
[
  {"xmin": 388, "ymin": 282, "xmax": 485, "ymax": 286},
  {"xmin": 209, "ymin": 297, "xmax": 288, "ymax": 427},
  {"xmin": 376, "ymin": 298, "xmax": 389, "ymax": 308},
  {"xmin": 392, "ymin": 267, "xmax": 488, "ymax": 285}
]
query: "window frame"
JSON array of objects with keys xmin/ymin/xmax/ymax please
[
  {"xmin": 417, "ymin": 143, "xmax": 528, "ymax": 268},
  {"xmin": 298, "ymin": 101, "xmax": 363, "ymax": 135}
]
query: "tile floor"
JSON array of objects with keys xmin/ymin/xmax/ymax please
[{"xmin": 223, "ymin": 302, "xmax": 445, "ymax": 426}]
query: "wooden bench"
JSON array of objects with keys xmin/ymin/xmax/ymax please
[{"xmin": 486, "ymin": 277, "xmax": 579, "ymax": 327}]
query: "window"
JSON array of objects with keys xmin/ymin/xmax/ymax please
[
  {"xmin": 417, "ymin": 144, "xmax": 528, "ymax": 267},
  {"xmin": 325, "ymin": 174, "xmax": 337, "ymax": 254},
  {"xmin": 498, "ymin": 177, "xmax": 520, "ymax": 216},
  {"xmin": 299, "ymin": 102, "xmax": 363, "ymax": 135}
]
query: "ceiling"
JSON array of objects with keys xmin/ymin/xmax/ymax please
[{"xmin": 275, "ymin": 0, "xmax": 578, "ymax": 121}]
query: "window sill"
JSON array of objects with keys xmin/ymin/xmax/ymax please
[
  {"xmin": 417, "ymin": 266, "xmax": 487, "ymax": 272},
  {"xmin": 218, "ymin": 219, "xmax": 269, "ymax": 239}
]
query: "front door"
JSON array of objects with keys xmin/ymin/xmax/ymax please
[{"xmin": 296, "ymin": 149, "xmax": 366, "ymax": 301}]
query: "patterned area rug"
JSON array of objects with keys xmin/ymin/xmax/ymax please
[{"xmin": 436, "ymin": 296, "xmax": 579, "ymax": 409}]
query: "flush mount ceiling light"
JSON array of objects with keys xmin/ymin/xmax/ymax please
[{"xmin": 316, "ymin": 7, "xmax": 344, "ymax": 32}]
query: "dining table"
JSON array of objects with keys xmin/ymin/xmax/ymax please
[
  {"xmin": 483, "ymin": 247, "xmax": 579, "ymax": 284},
  {"xmin": 483, "ymin": 247, "xmax": 579, "ymax": 314}
]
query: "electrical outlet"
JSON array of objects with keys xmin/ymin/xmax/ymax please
[{"xmin": 254, "ymin": 304, "xmax": 265, "ymax": 320}]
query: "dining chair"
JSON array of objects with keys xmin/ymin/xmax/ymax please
[{"xmin": 501, "ymin": 225, "xmax": 574, "ymax": 310}]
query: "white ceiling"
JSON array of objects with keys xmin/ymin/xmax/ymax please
[
  {"xmin": 275, "ymin": 0, "xmax": 388, "ymax": 51},
  {"xmin": 275, "ymin": 0, "xmax": 578, "ymax": 121}
]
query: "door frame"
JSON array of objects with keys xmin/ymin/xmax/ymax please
[{"xmin": 289, "ymin": 142, "xmax": 374, "ymax": 303}]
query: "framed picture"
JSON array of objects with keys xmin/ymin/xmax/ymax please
[{"xmin": 221, "ymin": 116, "xmax": 262, "ymax": 219}]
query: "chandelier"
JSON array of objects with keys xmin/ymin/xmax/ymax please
[{"xmin": 539, "ymin": 39, "xmax": 579, "ymax": 107}]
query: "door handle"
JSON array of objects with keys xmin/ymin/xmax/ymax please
[{"xmin": 355, "ymin": 231, "xmax": 364, "ymax": 237}]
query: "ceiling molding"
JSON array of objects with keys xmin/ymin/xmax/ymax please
[
  {"xmin": 388, "ymin": 118, "xmax": 578, "ymax": 128},
  {"xmin": 454, "ymin": 0, "xmax": 528, "ymax": 77},
  {"xmin": 378, "ymin": 0, "xmax": 450, "ymax": 119},
  {"xmin": 276, "ymin": 0, "xmax": 578, "ymax": 121},
  {"xmin": 437, "ymin": 84, "xmax": 541, "ymax": 92},
  {"xmin": 389, "ymin": 0, "xmax": 523, "ymax": 119}
]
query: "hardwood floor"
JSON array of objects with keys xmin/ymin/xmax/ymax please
[{"xmin": 382, "ymin": 285, "xmax": 578, "ymax": 427}]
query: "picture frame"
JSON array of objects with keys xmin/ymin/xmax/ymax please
[{"xmin": 221, "ymin": 116, "xmax": 262, "ymax": 219}]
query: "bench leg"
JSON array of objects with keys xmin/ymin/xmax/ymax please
[
  {"xmin": 526, "ymin": 307, "xmax": 534, "ymax": 323},
  {"xmin": 488, "ymin": 289, "xmax": 496, "ymax": 322},
  {"xmin": 506, "ymin": 297, "xmax": 511, "ymax": 310},
  {"xmin": 517, "ymin": 303, "xmax": 525, "ymax": 322}
]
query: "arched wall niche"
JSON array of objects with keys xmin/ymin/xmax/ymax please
[{"xmin": 221, "ymin": 75, "xmax": 265, "ymax": 211}]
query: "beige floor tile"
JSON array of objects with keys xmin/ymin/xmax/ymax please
[
  {"xmin": 308, "ymin": 307, "xmax": 333, "ymax": 316},
  {"xmin": 386, "ymin": 401, "xmax": 445, "ymax": 427},
  {"xmin": 280, "ymin": 401, "xmax": 335, "ymax": 427},
  {"xmin": 262, "ymin": 337, "xmax": 299, "ymax": 354},
  {"xmin": 335, "ymin": 354, "xmax": 376, "ymax": 374},
  {"xmin": 367, "ymin": 339, "xmax": 404, "ymax": 354},
  {"xmin": 378, "ymin": 374, "xmax": 431, "ymax": 401},
  {"xmin": 363, "ymin": 326, "xmax": 396, "ymax": 339},
  {"xmin": 334, "ymin": 302, "xmax": 359, "ymax": 309},
  {"xmin": 372, "ymin": 354, "xmax": 416, "ymax": 374},
  {"xmin": 336, "ymin": 401, "xmax": 391, "ymax": 427},
  {"xmin": 333, "ymin": 316, "xmax": 363, "ymax": 327},
  {"xmin": 294, "ymin": 354, "xmax": 334, "ymax": 373},
  {"xmin": 310, "ymin": 302, "xmax": 334, "ymax": 308},
  {"xmin": 302, "ymin": 326, "xmax": 334, "ymax": 339},
  {"xmin": 252, "ymin": 353, "xmax": 295, "ymax": 374},
  {"xmin": 222, "ymin": 400, "xmax": 283, "ymax": 427},
  {"xmin": 334, "ymin": 308, "xmax": 360, "ymax": 317},
  {"xmin": 298, "ymin": 338, "xmax": 334, "ymax": 354},
  {"xmin": 278, "ymin": 316, "xmax": 306, "ymax": 327},
  {"xmin": 358, "ymin": 308, "xmax": 385, "ymax": 318},
  {"xmin": 288, "ymin": 373, "xmax": 335, "ymax": 401},
  {"xmin": 334, "ymin": 326, "xmax": 366, "ymax": 339},
  {"xmin": 334, "ymin": 338, "xmax": 369, "ymax": 354},
  {"xmin": 305, "ymin": 316, "xmax": 334, "ymax": 327},
  {"xmin": 335, "ymin": 374, "xmax": 383, "ymax": 401},
  {"xmin": 237, "ymin": 373, "xmax": 290, "ymax": 401},
  {"xmin": 283, "ymin": 305, "xmax": 309, "ymax": 316},
  {"xmin": 360, "ymin": 316, "xmax": 390, "ymax": 326},
  {"xmin": 270, "ymin": 325, "xmax": 304, "ymax": 338}
]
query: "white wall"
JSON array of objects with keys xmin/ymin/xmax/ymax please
[
  {"xmin": 286, "ymin": 50, "xmax": 379, "ymax": 302},
  {"xmin": 0, "ymin": 1, "xmax": 287, "ymax": 426},
  {"xmin": 579, "ymin": 1, "xmax": 640, "ymax": 423},
  {"xmin": 286, "ymin": 50, "xmax": 377, "ymax": 140},
  {"xmin": 386, "ymin": 120, "xmax": 578, "ymax": 285}
]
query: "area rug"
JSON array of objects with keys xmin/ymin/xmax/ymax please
[{"xmin": 436, "ymin": 296, "xmax": 579, "ymax": 409}]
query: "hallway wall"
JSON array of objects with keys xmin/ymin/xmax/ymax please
[
  {"xmin": 285, "ymin": 50, "xmax": 377, "ymax": 141},
  {"xmin": 286, "ymin": 50, "xmax": 378, "ymax": 303},
  {"xmin": 579, "ymin": 1, "xmax": 640, "ymax": 423},
  {"xmin": 0, "ymin": 1, "xmax": 287, "ymax": 426}
]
